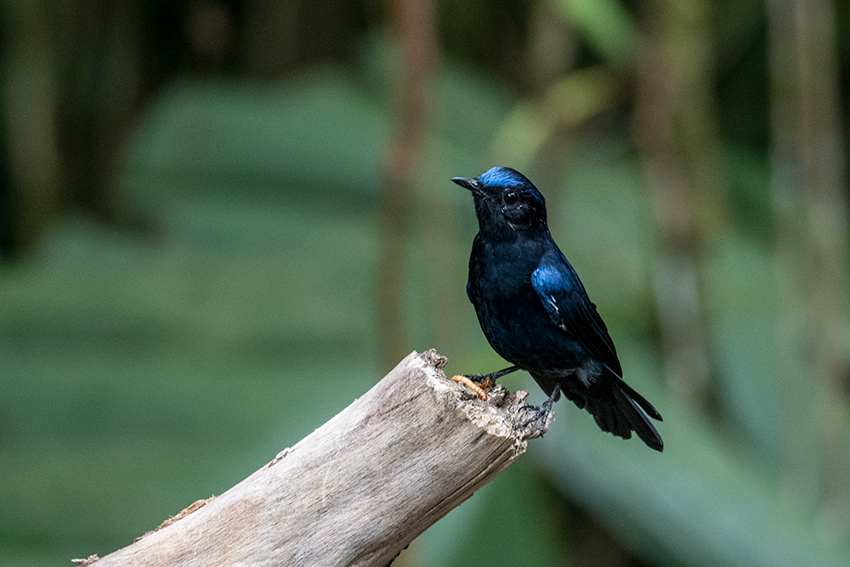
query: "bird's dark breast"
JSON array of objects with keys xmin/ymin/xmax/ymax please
[
  {"xmin": 468, "ymin": 239, "xmax": 585, "ymax": 374},
  {"xmin": 472, "ymin": 288, "xmax": 584, "ymax": 372}
]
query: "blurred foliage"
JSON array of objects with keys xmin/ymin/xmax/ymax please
[{"xmin": 1, "ymin": 1, "xmax": 850, "ymax": 567}]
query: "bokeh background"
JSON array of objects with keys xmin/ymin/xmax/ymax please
[{"xmin": 2, "ymin": 0, "xmax": 849, "ymax": 565}]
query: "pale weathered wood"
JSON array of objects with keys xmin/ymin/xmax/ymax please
[{"xmin": 84, "ymin": 349, "xmax": 548, "ymax": 567}]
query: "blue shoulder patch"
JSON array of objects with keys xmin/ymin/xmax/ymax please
[
  {"xmin": 531, "ymin": 264, "xmax": 572, "ymax": 330},
  {"xmin": 532, "ymin": 264, "xmax": 572, "ymax": 295}
]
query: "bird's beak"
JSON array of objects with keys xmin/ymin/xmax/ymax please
[{"xmin": 452, "ymin": 177, "xmax": 481, "ymax": 192}]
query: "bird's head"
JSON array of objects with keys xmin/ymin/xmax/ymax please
[{"xmin": 452, "ymin": 167, "xmax": 548, "ymax": 237}]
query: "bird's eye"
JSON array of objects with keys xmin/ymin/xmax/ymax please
[{"xmin": 503, "ymin": 191, "xmax": 519, "ymax": 205}]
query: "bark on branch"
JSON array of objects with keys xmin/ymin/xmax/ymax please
[{"xmin": 82, "ymin": 350, "xmax": 547, "ymax": 567}]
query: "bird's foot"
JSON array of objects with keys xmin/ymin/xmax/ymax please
[
  {"xmin": 522, "ymin": 398, "xmax": 554, "ymax": 429},
  {"xmin": 451, "ymin": 366, "xmax": 519, "ymax": 402},
  {"xmin": 451, "ymin": 375, "xmax": 491, "ymax": 400}
]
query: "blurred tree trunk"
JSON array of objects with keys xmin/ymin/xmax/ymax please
[
  {"xmin": 376, "ymin": 0, "xmax": 437, "ymax": 371},
  {"xmin": 0, "ymin": 1, "xmax": 61, "ymax": 257},
  {"xmin": 632, "ymin": 0, "xmax": 727, "ymax": 407},
  {"xmin": 767, "ymin": 0, "xmax": 849, "ymax": 526},
  {"xmin": 0, "ymin": 0, "xmax": 367, "ymax": 259},
  {"xmin": 0, "ymin": 0, "xmax": 172, "ymax": 258},
  {"xmin": 55, "ymin": 0, "xmax": 149, "ymax": 229},
  {"xmin": 242, "ymin": 0, "xmax": 365, "ymax": 78}
]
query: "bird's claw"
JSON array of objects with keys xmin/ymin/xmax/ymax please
[
  {"xmin": 521, "ymin": 399, "xmax": 554, "ymax": 428},
  {"xmin": 451, "ymin": 367, "xmax": 518, "ymax": 402}
]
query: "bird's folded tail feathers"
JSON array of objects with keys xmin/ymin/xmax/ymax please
[
  {"xmin": 608, "ymin": 386, "xmax": 664, "ymax": 451},
  {"xmin": 576, "ymin": 367, "xmax": 663, "ymax": 452},
  {"xmin": 612, "ymin": 374, "xmax": 663, "ymax": 421}
]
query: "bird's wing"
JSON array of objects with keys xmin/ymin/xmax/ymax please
[{"xmin": 531, "ymin": 257, "xmax": 622, "ymax": 375}]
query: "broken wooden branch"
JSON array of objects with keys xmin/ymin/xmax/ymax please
[{"xmin": 83, "ymin": 349, "xmax": 547, "ymax": 567}]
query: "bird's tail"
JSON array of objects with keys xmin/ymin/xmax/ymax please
[{"xmin": 566, "ymin": 368, "xmax": 664, "ymax": 451}]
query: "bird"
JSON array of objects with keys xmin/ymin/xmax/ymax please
[{"xmin": 452, "ymin": 167, "xmax": 663, "ymax": 451}]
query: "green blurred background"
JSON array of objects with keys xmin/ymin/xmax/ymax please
[{"xmin": 1, "ymin": 0, "xmax": 849, "ymax": 565}]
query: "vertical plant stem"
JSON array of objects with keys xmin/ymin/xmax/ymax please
[
  {"xmin": 376, "ymin": 0, "xmax": 437, "ymax": 370},
  {"xmin": 768, "ymin": 0, "xmax": 849, "ymax": 523},
  {"xmin": 632, "ymin": 0, "xmax": 725, "ymax": 406}
]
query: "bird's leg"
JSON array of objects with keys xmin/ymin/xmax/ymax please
[
  {"xmin": 451, "ymin": 366, "xmax": 520, "ymax": 400},
  {"xmin": 468, "ymin": 365, "xmax": 520, "ymax": 387},
  {"xmin": 522, "ymin": 382, "xmax": 562, "ymax": 428}
]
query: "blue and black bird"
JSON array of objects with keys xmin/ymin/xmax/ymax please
[{"xmin": 453, "ymin": 167, "xmax": 663, "ymax": 451}]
